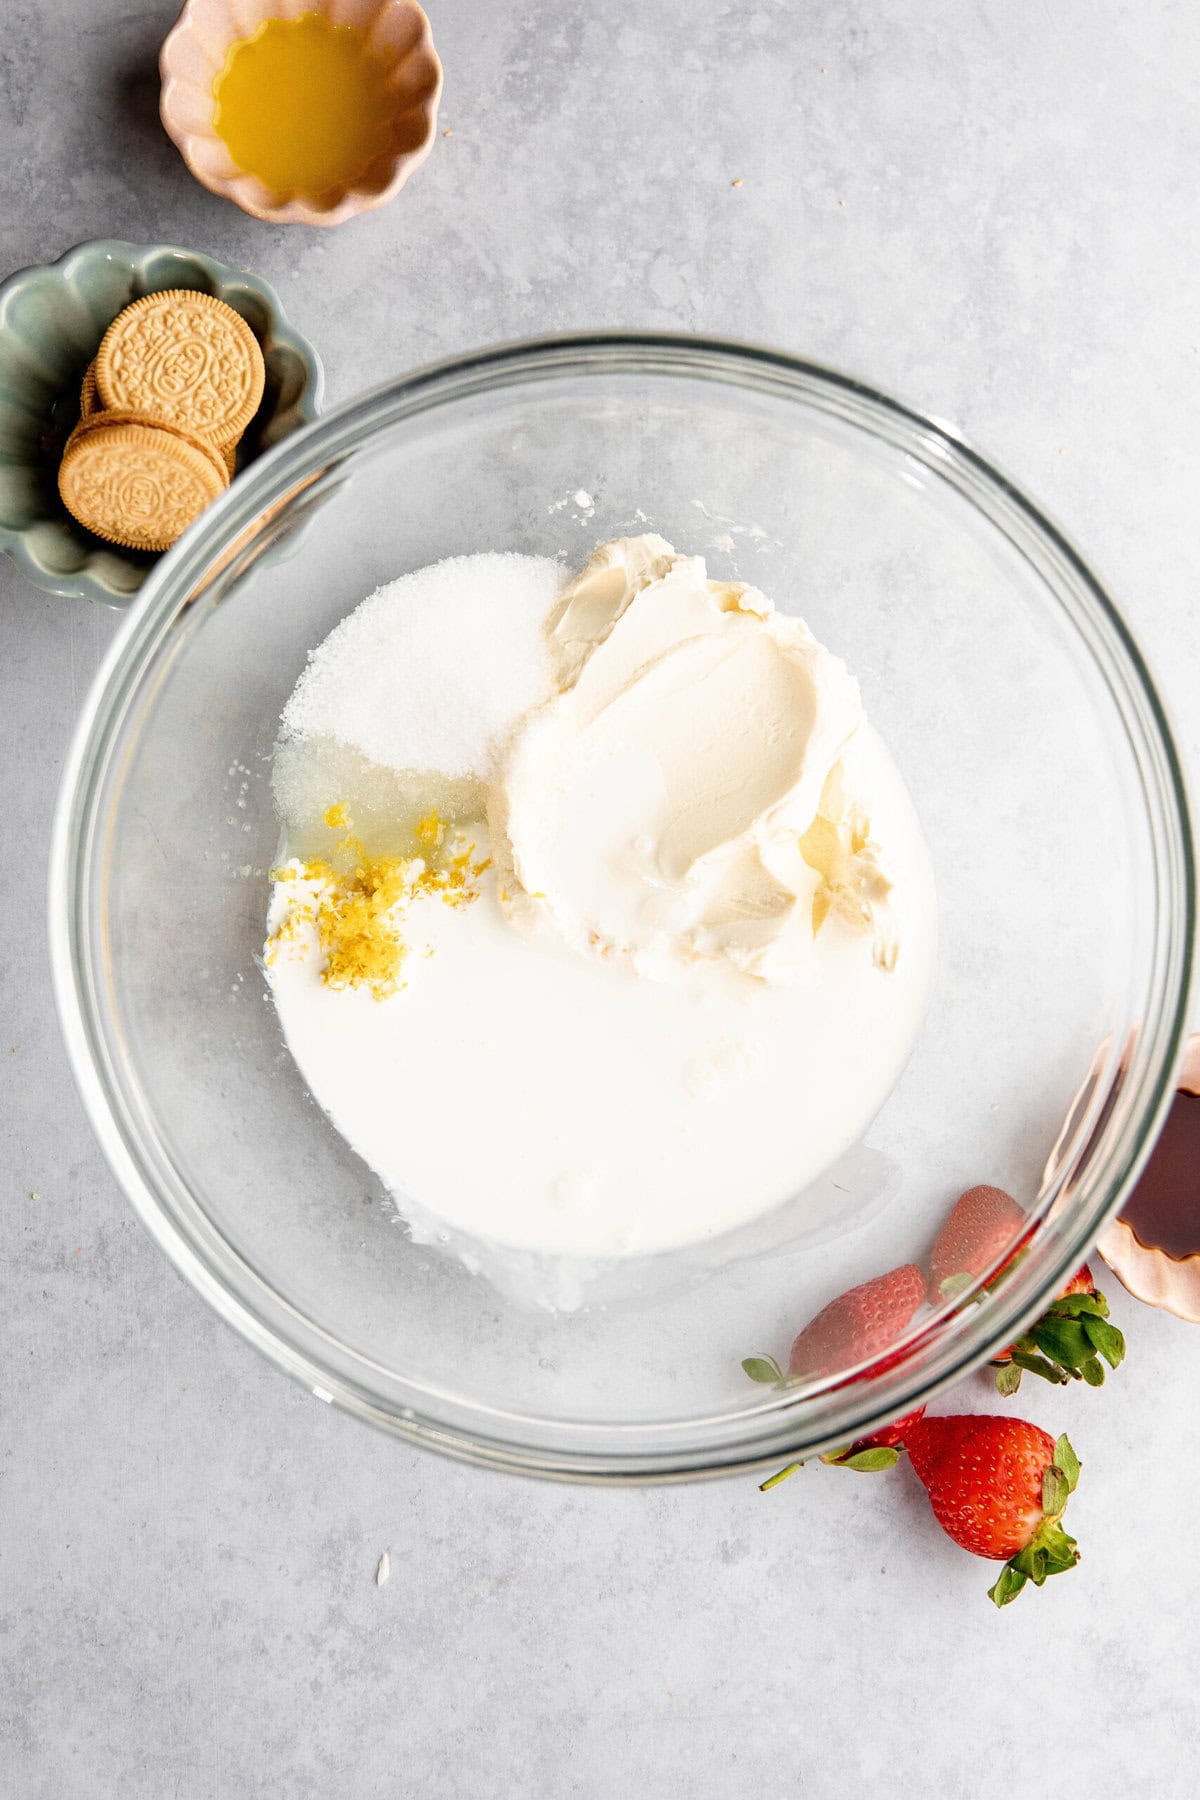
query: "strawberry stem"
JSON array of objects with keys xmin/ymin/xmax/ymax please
[
  {"xmin": 996, "ymin": 1347, "xmax": 1066, "ymax": 1390},
  {"xmin": 759, "ymin": 1461, "xmax": 804, "ymax": 1492}
]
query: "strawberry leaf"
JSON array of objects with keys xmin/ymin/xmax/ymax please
[
  {"xmin": 994, "ymin": 1361, "xmax": 1023, "ymax": 1397},
  {"xmin": 988, "ymin": 1563, "xmax": 1029, "ymax": 1607},
  {"xmin": 1054, "ymin": 1435, "xmax": 1081, "ymax": 1492},
  {"xmin": 1042, "ymin": 1465, "xmax": 1069, "ymax": 1517},
  {"xmin": 1084, "ymin": 1316, "xmax": 1125, "ymax": 1369},
  {"xmin": 1051, "ymin": 1291, "xmax": 1105, "ymax": 1319},
  {"xmin": 1002, "ymin": 1289, "xmax": 1124, "ymax": 1387},
  {"xmin": 833, "ymin": 1446, "xmax": 901, "ymax": 1473},
  {"xmin": 1032, "ymin": 1317, "xmax": 1092, "ymax": 1369},
  {"xmin": 742, "ymin": 1356, "xmax": 783, "ymax": 1385},
  {"xmin": 1034, "ymin": 1521, "xmax": 1079, "ymax": 1574},
  {"xmin": 938, "ymin": 1272, "xmax": 977, "ymax": 1301},
  {"xmin": 1012, "ymin": 1522, "xmax": 1079, "ymax": 1587}
]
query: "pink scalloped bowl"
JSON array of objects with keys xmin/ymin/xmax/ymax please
[{"xmin": 159, "ymin": 0, "xmax": 442, "ymax": 227}]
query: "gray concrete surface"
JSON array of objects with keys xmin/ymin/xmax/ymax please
[{"xmin": 3, "ymin": 2, "xmax": 1200, "ymax": 1795}]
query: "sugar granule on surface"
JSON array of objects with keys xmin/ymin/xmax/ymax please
[{"xmin": 280, "ymin": 553, "xmax": 562, "ymax": 779}]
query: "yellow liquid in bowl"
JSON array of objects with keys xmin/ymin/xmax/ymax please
[{"xmin": 213, "ymin": 12, "xmax": 396, "ymax": 196}]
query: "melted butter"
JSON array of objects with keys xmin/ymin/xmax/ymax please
[{"xmin": 213, "ymin": 13, "xmax": 396, "ymax": 196}]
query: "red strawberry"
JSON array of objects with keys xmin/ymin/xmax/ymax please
[
  {"xmin": 850, "ymin": 1405, "xmax": 927, "ymax": 1451},
  {"xmin": 742, "ymin": 1265, "xmax": 926, "ymax": 1492},
  {"xmin": 1057, "ymin": 1265, "xmax": 1098, "ymax": 1300},
  {"xmin": 928, "ymin": 1185, "xmax": 1029, "ymax": 1298},
  {"xmin": 821, "ymin": 1405, "xmax": 927, "ymax": 1471},
  {"xmin": 905, "ymin": 1414, "xmax": 1081, "ymax": 1605},
  {"xmin": 742, "ymin": 1264, "xmax": 926, "ymax": 1392},
  {"xmin": 992, "ymin": 1262, "xmax": 1126, "ymax": 1394},
  {"xmin": 787, "ymin": 1263, "xmax": 927, "ymax": 1380}
]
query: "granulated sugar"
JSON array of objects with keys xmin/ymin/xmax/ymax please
[{"xmin": 280, "ymin": 553, "xmax": 561, "ymax": 778}]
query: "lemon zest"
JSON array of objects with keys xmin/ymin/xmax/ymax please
[{"xmin": 268, "ymin": 802, "xmax": 489, "ymax": 1000}]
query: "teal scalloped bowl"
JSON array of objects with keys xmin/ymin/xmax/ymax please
[{"xmin": 0, "ymin": 239, "xmax": 323, "ymax": 606}]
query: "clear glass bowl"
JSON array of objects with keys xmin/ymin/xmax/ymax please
[{"xmin": 49, "ymin": 335, "xmax": 1194, "ymax": 1480}]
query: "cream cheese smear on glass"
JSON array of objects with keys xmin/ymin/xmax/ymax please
[{"xmin": 266, "ymin": 537, "xmax": 937, "ymax": 1305}]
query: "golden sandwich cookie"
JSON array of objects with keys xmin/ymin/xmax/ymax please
[
  {"xmin": 58, "ymin": 411, "xmax": 229, "ymax": 552},
  {"xmin": 79, "ymin": 359, "xmax": 99, "ymax": 418},
  {"xmin": 95, "ymin": 289, "xmax": 265, "ymax": 451}
]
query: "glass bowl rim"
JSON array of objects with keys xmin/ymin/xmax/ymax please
[{"xmin": 48, "ymin": 331, "xmax": 1196, "ymax": 1482}]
